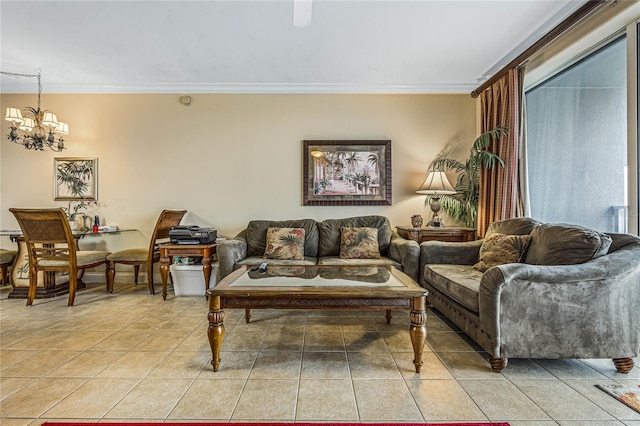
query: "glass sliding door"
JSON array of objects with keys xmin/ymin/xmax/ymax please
[{"xmin": 525, "ymin": 36, "xmax": 627, "ymax": 233}]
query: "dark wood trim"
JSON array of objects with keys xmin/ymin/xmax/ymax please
[
  {"xmin": 471, "ymin": 0, "xmax": 608, "ymax": 98},
  {"xmin": 396, "ymin": 226, "xmax": 477, "ymax": 244},
  {"xmin": 8, "ymin": 280, "xmax": 86, "ymax": 299}
]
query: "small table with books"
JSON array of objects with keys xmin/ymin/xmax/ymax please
[{"xmin": 159, "ymin": 242, "xmax": 217, "ymax": 300}]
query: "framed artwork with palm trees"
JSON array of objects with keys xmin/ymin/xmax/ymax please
[
  {"xmin": 303, "ymin": 140, "xmax": 391, "ymax": 206},
  {"xmin": 53, "ymin": 157, "xmax": 98, "ymax": 201}
]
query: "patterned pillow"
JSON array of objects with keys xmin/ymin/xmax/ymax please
[
  {"xmin": 473, "ymin": 232, "xmax": 532, "ymax": 272},
  {"xmin": 339, "ymin": 227, "xmax": 381, "ymax": 259},
  {"xmin": 263, "ymin": 227, "xmax": 305, "ymax": 260}
]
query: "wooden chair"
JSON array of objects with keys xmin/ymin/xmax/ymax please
[
  {"xmin": 106, "ymin": 209, "xmax": 187, "ymax": 294},
  {"xmin": 0, "ymin": 248, "xmax": 17, "ymax": 285},
  {"xmin": 9, "ymin": 208, "xmax": 111, "ymax": 306}
]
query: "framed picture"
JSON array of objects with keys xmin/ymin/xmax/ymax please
[
  {"xmin": 303, "ymin": 140, "xmax": 391, "ymax": 206},
  {"xmin": 54, "ymin": 157, "xmax": 98, "ymax": 200}
]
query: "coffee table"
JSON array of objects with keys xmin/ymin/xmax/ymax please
[{"xmin": 206, "ymin": 265, "xmax": 428, "ymax": 373}]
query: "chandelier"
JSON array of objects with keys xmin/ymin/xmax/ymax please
[{"xmin": 2, "ymin": 70, "xmax": 68, "ymax": 152}]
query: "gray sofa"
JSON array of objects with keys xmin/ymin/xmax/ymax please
[
  {"xmin": 218, "ymin": 215, "xmax": 420, "ymax": 282},
  {"xmin": 420, "ymin": 217, "xmax": 640, "ymax": 373}
]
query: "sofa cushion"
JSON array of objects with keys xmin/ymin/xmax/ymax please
[
  {"xmin": 264, "ymin": 227, "xmax": 305, "ymax": 260},
  {"xmin": 485, "ymin": 217, "xmax": 542, "ymax": 238},
  {"xmin": 524, "ymin": 223, "xmax": 613, "ymax": 265},
  {"xmin": 424, "ymin": 264, "xmax": 483, "ymax": 313},
  {"xmin": 473, "ymin": 233, "xmax": 532, "ymax": 272},
  {"xmin": 318, "ymin": 216, "xmax": 392, "ymax": 257},
  {"xmin": 339, "ymin": 227, "xmax": 381, "ymax": 259},
  {"xmin": 247, "ymin": 219, "xmax": 319, "ymax": 258}
]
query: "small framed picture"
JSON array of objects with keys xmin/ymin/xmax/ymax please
[
  {"xmin": 303, "ymin": 140, "xmax": 392, "ymax": 206},
  {"xmin": 54, "ymin": 157, "xmax": 98, "ymax": 200}
]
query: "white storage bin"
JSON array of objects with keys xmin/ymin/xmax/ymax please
[{"xmin": 170, "ymin": 263, "xmax": 218, "ymax": 296}]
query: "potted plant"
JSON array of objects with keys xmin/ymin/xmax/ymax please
[
  {"xmin": 62, "ymin": 200, "xmax": 92, "ymax": 230},
  {"xmin": 425, "ymin": 126, "xmax": 507, "ymax": 228}
]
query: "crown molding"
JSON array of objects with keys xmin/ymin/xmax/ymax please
[{"xmin": 0, "ymin": 82, "xmax": 476, "ymax": 95}]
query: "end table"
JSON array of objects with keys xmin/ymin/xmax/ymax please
[
  {"xmin": 159, "ymin": 242, "xmax": 217, "ymax": 300},
  {"xmin": 396, "ymin": 226, "xmax": 476, "ymax": 244}
]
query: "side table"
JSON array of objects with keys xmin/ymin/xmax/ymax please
[
  {"xmin": 396, "ymin": 226, "xmax": 476, "ymax": 244},
  {"xmin": 159, "ymin": 242, "xmax": 217, "ymax": 300}
]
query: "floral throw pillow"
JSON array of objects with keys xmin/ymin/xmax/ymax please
[
  {"xmin": 263, "ymin": 227, "xmax": 305, "ymax": 260},
  {"xmin": 339, "ymin": 227, "xmax": 381, "ymax": 259},
  {"xmin": 473, "ymin": 232, "xmax": 532, "ymax": 272}
]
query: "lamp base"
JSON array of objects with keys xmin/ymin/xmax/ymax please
[
  {"xmin": 428, "ymin": 196, "xmax": 445, "ymax": 228},
  {"xmin": 428, "ymin": 210, "xmax": 444, "ymax": 227}
]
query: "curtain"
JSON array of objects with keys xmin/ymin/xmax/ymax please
[{"xmin": 477, "ymin": 67, "xmax": 526, "ymax": 237}]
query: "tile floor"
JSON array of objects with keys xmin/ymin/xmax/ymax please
[{"xmin": 1, "ymin": 280, "xmax": 639, "ymax": 425}]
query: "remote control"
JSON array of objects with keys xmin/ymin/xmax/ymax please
[{"xmin": 258, "ymin": 262, "xmax": 268, "ymax": 272}]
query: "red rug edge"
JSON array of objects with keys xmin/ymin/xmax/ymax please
[{"xmin": 41, "ymin": 422, "xmax": 511, "ymax": 426}]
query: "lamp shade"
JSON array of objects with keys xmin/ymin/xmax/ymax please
[
  {"xmin": 19, "ymin": 117, "xmax": 35, "ymax": 131},
  {"xmin": 5, "ymin": 107, "xmax": 24, "ymax": 124},
  {"xmin": 42, "ymin": 112, "xmax": 58, "ymax": 127},
  {"xmin": 416, "ymin": 171, "xmax": 456, "ymax": 195},
  {"xmin": 56, "ymin": 121, "xmax": 69, "ymax": 135}
]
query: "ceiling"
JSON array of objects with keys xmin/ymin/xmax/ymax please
[{"xmin": 0, "ymin": 0, "xmax": 589, "ymax": 95}]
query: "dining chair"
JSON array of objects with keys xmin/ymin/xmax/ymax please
[
  {"xmin": 9, "ymin": 208, "xmax": 111, "ymax": 306},
  {"xmin": 106, "ymin": 209, "xmax": 187, "ymax": 294},
  {"xmin": 0, "ymin": 248, "xmax": 17, "ymax": 285}
]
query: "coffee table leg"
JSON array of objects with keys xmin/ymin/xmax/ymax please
[
  {"xmin": 208, "ymin": 295, "xmax": 225, "ymax": 372},
  {"xmin": 386, "ymin": 309, "xmax": 392, "ymax": 324},
  {"xmin": 409, "ymin": 295, "xmax": 427, "ymax": 373},
  {"xmin": 245, "ymin": 308, "xmax": 251, "ymax": 323}
]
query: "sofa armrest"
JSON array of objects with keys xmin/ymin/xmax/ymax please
[
  {"xmin": 218, "ymin": 233, "xmax": 248, "ymax": 279},
  {"xmin": 478, "ymin": 244, "xmax": 640, "ymax": 358},
  {"xmin": 388, "ymin": 232, "xmax": 420, "ymax": 282},
  {"xmin": 419, "ymin": 239, "xmax": 483, "ymax": 284}
]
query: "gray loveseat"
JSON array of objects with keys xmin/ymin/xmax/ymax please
[
  {"xmin": 218, "ymin": 215, "xmax": 420, "ymax": 282},
  {"xmin": 420, "ymin": 217, "xmax": 640, "ymax": 373}
]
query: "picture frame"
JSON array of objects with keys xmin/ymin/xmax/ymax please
[
  {"xmin": 303, "ymin": 140, "xmax": 391, "ymax": 206},
  {"xmin": 53, "ymin": 157, "xmax": 98, "ymax": 201}
]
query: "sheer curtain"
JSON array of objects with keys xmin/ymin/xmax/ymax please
[
  {"xmin": 477, "ymin": 67, "xmax": 526, "ymax": 237},
  {"xmin": 525, "ymin": 36, "xmax": 627, "ymax": 232}
]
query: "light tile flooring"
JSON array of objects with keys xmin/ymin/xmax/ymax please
[{"xmin": 1, "ymin": 281, "xmax": 639, "ymax": 426}]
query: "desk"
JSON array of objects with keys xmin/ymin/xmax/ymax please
[
  {"xmin": 159, "ymin": 242, "xmax": 217, "ymax": 300},
  {"xmin": 2, "ymin": 229, "xmax": 135, "ymax": 299},
  {"xmin": 396, "ymin": 226, "xmax": 476, "ymax": 244}
]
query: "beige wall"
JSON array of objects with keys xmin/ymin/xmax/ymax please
[{"xmin": 1, "ymin": 93, "xmax": 476, "ymax": 254}]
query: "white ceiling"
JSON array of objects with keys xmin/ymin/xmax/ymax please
[{"xmin": 0, "ymin": 0, "xmax": 588, "ymax": 94}]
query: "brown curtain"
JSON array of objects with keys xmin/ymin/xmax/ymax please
[{"xmin": 477, "ymin": 67, "xmax": 526, "ymax": 237}]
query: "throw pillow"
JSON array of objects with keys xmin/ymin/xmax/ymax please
[
  {"xmin": 339, "ymin": 227, "xmax": 381, "ymax": 259},
  {"xmin": 473, "ymin": 232, "xmax": 532, "ymax": 272},
  {"xmin": 263, "ymin": 227, "xmax": 305, "ymax": 260}
]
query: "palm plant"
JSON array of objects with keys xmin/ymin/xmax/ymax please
[
  {"xmin": 367, "ymin": 153, "xmax": 379, "ymax": 177},
  {"xmin": 425, "ymin": 126, "xmax": 507, "ymax": 228}
]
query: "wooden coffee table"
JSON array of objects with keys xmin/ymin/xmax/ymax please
[{"xmin": 206, "ymin": 265, "xmax": 428, "ymax": 373}]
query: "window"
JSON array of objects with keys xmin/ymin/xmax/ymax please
[{"xmin": 525, "ymin": 36, "xmax": 627, "ymax": 232}]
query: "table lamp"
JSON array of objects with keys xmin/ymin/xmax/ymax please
[{"xmin": 416, "ymin": 170, "xmax": 456, "ymax": 227}]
